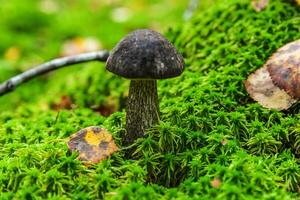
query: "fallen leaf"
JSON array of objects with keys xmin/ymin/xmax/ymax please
[
  {"xmin": 4, "ymin": 47, "xmax": 20, "ymax": 62},
  {"xmin": 245, "ymin": 66, "xmax": 296, "ymax": 110},
  {"xmin": 268, "ymin": 40, "xmax": 300, "ymax": 99},
  {"xmin": 252, "ymin": 0, "xmax": 269, "ymax": 12},
  {"xmin": 51, "ymin": 95, "xmax": 75, "ymax": 111},
  {"xmin": 68, "ymin": 126, "xmax": 118, "ymax": 163},
  {"xmin": 91, "ymin": 104, "xmax": 117, "ymax": 117},
  {"xmin": 245, "ymin": 39, "xmax": 300, "ymax": 110}
]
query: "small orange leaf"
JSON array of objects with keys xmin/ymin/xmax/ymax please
[
  {"xmin": 297, "ymin": 0, "xmax": 300, "ymax": 6},
  {"xmin": 51, "ymin": 95, "xmax": 75, "ymax": 111},
  {"xmin": 68, "ymin": 126, "xmax": 118, "ymax": 163}
]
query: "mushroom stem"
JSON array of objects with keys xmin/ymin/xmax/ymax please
[{"xmin": 125, "ymin": 79, "xmax": 159, "ymax": 144}]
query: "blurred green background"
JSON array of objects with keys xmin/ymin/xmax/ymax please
[{"xmin": 0, "ymin": 0, "xmax": 189, "ymax": 111}]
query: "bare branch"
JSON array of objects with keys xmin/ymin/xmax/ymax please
[{"xmin": 0, "ymin": 50, "xmax": 109, "ymax": 96}]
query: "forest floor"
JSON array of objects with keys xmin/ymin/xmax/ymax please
[{"xmin": 1, "ymin": 0, "xmax": 300, "ymax": 199}]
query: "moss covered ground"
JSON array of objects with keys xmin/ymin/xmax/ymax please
[{"xmin": 1, "ymin": 0, "xmax": 300, "ymax": 199}]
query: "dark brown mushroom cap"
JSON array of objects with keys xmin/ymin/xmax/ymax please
[
  {"xmin": 106, "ymin": 29, "xmax": 184, "ymax": 79},
  {"xmin": 267, "ymin": 39, "xmax": 300, "ymax": 99}
]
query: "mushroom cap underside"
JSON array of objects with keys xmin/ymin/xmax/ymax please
[{"xmin": 267, "ymin": 39, "xmax": 300, "ymax": 99}]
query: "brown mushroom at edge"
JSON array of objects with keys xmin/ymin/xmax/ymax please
[{"xmin": 245, "ymin": 39, "xmax": 300, "ymax": 110}]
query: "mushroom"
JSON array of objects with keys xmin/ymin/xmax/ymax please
[
  {"xmin": 245, "ymin": 39, "xmax": 300, "ymax": 110},
  {"xmin": 106, "ymin": 29, "xmax": 184, "ymax": 144}
]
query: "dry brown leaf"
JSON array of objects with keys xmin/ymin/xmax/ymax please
[
  {"xmin": 245, "ymin": 66, "xmax": 296, "ymax": 110},
  {"xmin": 245, "ymin": 39, "xmax": 300, "ymax": 110},
  {"xmin": 51, "ymin": 95, "xmax": 75, "ymax": 111},
  {"xmin": 91, "ymin": 104, "xmax": 117, "ymax": 117},
  {"xmin": 267, "ymin": 39, "xmax": 300, "ymax": 99},
  {"xmin": 68, "ymin": 126, "xmax": 118, "ymax": 163},
  {"xmin": 252, "ymin": 0, "xmax": 269, "ymax": 12}
]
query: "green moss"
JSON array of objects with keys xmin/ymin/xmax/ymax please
[{"xmin": 1, "ymin": 0, "xmax": 300, "ymax": 199}]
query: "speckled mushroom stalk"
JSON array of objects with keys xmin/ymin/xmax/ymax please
[
  {"xmin": 126, "ymin": 79, "xmax": 159, "ymax": 144},
  {"xmin": 106, "ymin": 29, "xmax": 184, "ymax": 145}
]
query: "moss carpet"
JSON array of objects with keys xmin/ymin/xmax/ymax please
[{"xmin": 1, "ymin": 0, "xmax": 300, "ymax": 199}]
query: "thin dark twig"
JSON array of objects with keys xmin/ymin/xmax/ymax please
[{"xmin": 0, "ymin": 50, "xmax": 110, "ymax": 96}]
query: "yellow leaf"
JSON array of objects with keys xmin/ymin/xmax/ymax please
[
  {"xmin": 85, "ymin": 128, "xmax": 112, "ymax": 146},
  {"xmin": 4, "ymin": 47, "xmax": 20, "ymax": 62},
  {"xmin": 68, "ymin": 126, "xmax": 118, "ymax": 163}
]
